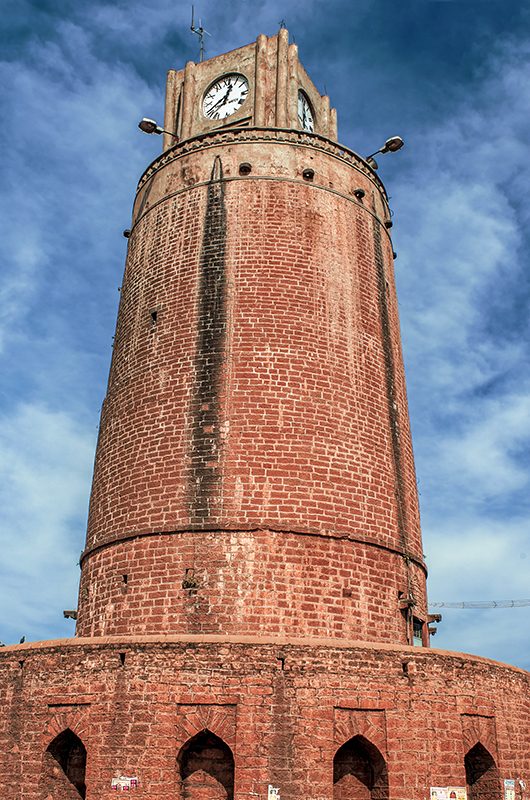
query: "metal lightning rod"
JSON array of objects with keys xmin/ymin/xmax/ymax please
[{"xmin": 190, "ymin": 5, "xmax": 211, "ymax": 63}]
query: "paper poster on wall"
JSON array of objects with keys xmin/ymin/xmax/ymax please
[
  {"xmin": 111, "ymin": 775, "xmax": 139, "ymax": 790},
  {"xmin": 447, "ymin": 787, "xmax": 467, "ymax": 800},
  {"xmin": 504, "ymin": 779, "xmax": 516, "ymax": 800},
  {"xmin": 430, "ymin": 789, "xmax": 448, "ymax": 800},
  {"xmin": 268, "ymin": 785, "xmax": 280, "ymax": 800},
  {"xmin": 431, "ymin": 786, "xmax": 467, "ymax": 800}
]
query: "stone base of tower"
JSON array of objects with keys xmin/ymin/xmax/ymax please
[{"xmin": 0, "ymin": 637, "xmax": 527, "ymax": 800}]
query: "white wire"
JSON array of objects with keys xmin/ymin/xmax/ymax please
[{"xmin": 429, "ymin": 599, "xmax": 530, "ymax": 609}]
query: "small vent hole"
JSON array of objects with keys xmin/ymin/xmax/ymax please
[
  {"xmin": 239, "ymin": 162, "xmax": 252, "ymax": 175},
  {"xmin": 302, "ymin": 168, "xmax": 315, "ymax": 181}
]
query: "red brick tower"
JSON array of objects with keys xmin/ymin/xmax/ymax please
[
  {"xmin": 0, "ymin": 28, "xmax": 527, "ymax": 800},
  {"xmin": 76, "ymin": 28, "xmax": 428, "ymax": 648}
]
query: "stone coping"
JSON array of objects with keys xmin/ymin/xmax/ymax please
[{"xmin": 1, "ymin": 634, "xmax": 528, "ymax": 676}]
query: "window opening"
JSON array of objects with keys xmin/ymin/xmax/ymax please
[
  {"xmin": 178, "ymin": 729, "xmax": 234, "ymax": 800},
  {"xmin": 413, "ymin": 617, "xmax": 424, "ymax": 647},
  {"xmin": 465, "ymin": 742, "xmax": 501, "ymax": 800},
  {"xmin": 44, "ymin": 729, "xmax": 87, "ymax": 799},
  {"xmin": 333, "ymin": 735, "xmax": 389, "ymax": 800}
]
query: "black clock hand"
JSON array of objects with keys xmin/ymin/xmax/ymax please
[{"xmin": 210, "ymin": 87, "xmax": 232, "ymax": 112}]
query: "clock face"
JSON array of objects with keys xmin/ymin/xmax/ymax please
[
  {"xmin": 203, "ymin": 74, "xmax": 249, "ymax": 121},
  {"xmin": 298, "ymin": 91, "xmax": 315, "ymax": 132}
]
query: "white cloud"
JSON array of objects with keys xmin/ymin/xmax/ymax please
[
  {"xmin": 390, "ymin": 37, "xmax": 530, "ymax": 667},
  {"xmin": 0, "ymin": 404, "xmax": 95, "ymax": 643},
  {"xmin": 0, "ymin": 19, "xmax": 156, "ymax": 356},
  {"xmin": 435, "ymin": 392, "xmax": 530, "ymax": 498},
  {"xmin": 0, "ymin": 18, "xmax": 154, "ymax": 642}
]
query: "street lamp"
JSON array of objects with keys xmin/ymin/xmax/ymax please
[
  {"xmin": 138, "ymin": 118, "xmax": 179, "ymax": 141},
  {"xmin": 365, "ymin": 136, "xmax": 404, "ymax": 170}
]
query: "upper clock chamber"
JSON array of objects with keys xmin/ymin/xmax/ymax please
[{"xmin": 162, "ymin": 28, "xmax": 337, "ymax": 147}]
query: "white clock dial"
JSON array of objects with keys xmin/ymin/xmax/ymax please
[
  {"xmin": 298, "ymin": 91, "xmax": 315, "ymax": 132},
  {"xmin": 203, "ymin": 74, "xmax": 249, "ymax": 120}
]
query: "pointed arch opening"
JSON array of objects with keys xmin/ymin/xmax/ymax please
[
  {"xmin": 177, "ymin": 729, "xmax": 234, "ymax": 800},
  {"xmin": 465, "ymin": 742, "xmax": 501, "ymax": 800},
  {"xmin": 43, "ymin": 728, "xmax": 86, "ymax": 799},
  {"xmin": 333, "ymin": 735, "xmax": 389, "ymax": 800}
]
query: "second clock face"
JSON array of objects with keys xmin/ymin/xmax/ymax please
[
  {"xmin": 203, "ymin": 74, "xmax": 249, "ymax": 121},
  {"xmin": 298, "ymin": 91, "xmax": 315, "ymax": 132}
]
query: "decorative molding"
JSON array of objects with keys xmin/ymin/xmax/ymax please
[
  {"xmin": 175, "ymin": 703, "xmax": 237, "ymax": 750},
  {"xmin": 461, "ymin": 713, "xmax": 498, "ymax": 758},
  {"xmin": 43, "ymin": 703, "xmax": 91, "ymax": 746},
  {"xmin": 334, "ymin": 707, "xmax": 388, "ymax": 755}
]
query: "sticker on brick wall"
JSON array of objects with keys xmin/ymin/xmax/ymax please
[
  {"xmin": 111, "ymin": 775, "xmax": 139, "ymax": 790},
  {"xmin": 504, "ymin": 779, "xmax": 516, "ymax": 800},
  {"xmin": 268, "ymin": 785, "xmax": 280, "ymax": 800}
]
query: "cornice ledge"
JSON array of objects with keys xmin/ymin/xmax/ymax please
[
  {"xmin": 136, "ymin": 127, "xmax": 387, "ymax": 197},
  {"xmin": 1, "ymin": 636, "xmax": 528, "ymax": 677}
]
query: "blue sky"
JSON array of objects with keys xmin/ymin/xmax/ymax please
[{"xmin": 1, "ymin": 0, "xmax": 529, "ymax": 669}]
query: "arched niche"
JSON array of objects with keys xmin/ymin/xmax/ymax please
[
  {"xmin": 465, "ymin": 742, "xmax": 501, "ymax": 800},
  {"xmin": 177, "ymin": 729, "xmax": 235, "ymax": 800},
  {"xmin": 43, "ymin": 728, "xmax": 87, "ymax": 799},
  {"xmin": 333, "ymin": 735, "xmax": 389, "ymax": 800}
]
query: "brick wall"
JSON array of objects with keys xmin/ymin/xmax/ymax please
[
  {"xmin": 0, "ymin": 637, "xmax": 527, "ymax": 800},
  {"xmin": 76, "ymin": 530, "xmax": 427, "ymax": 640},
  {"xmin": 78, "ymin": 131, "xmax": 425, "ymax": 643}
]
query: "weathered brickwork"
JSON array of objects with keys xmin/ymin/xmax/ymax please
[
  {"xmin": 0, "ymin": 638, "xmax": 527, "ymax": 799},
  {"xmin": 76, "ymin": 530, "xmax": 427, "ymax": 640},
  {"xmin": 79, "ymin": 133, "xmax": 425, "ymax": 643}
]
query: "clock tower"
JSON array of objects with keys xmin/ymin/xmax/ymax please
[
  {"xmin": 0, "ymin": 27, "xmax": 527, "ymax": 800},
  {"xmin": 75, "ymin": 26, "xmax": 429, "ymax": 649}
]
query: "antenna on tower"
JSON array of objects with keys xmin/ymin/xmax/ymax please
[{"xmin": 190, "ymin": 5, "xmax": 211, "ymax": 63}]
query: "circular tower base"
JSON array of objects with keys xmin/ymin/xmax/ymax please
[{"xmin": 0, "ymin": 637, "xmax": 527, "ymax": 799}]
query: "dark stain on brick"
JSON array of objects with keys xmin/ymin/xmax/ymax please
[
  {"xmin": 372, "ymin": 220, "xmax": 409, "ymax": 556},
  {"xmin": 269, "ymin": 669, "xmax": 295, "ymax": 795},
  {"xmin": 189, "ymin": 156, "xmax": 227, "ymax": 523}
]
